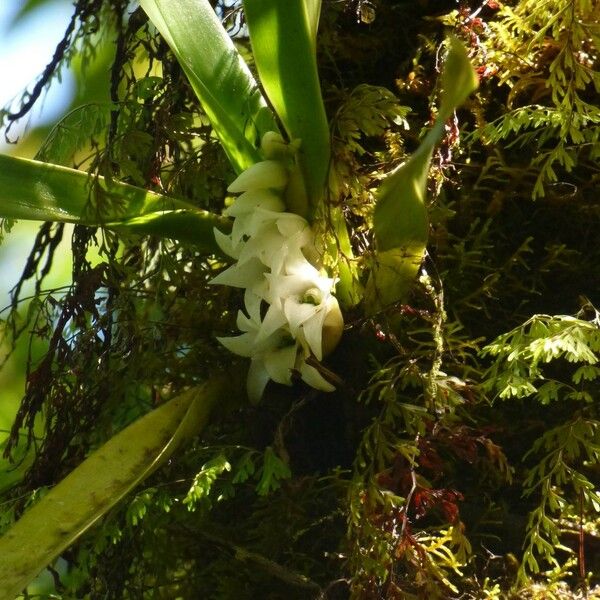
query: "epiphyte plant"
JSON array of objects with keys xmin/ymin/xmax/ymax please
[{"xmin": 0, "ymin": 1, "xmax": 477, "ymax": 596}]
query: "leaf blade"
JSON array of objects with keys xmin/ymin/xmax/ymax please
[
  {"xmin": 0, "ymin": 380, "xmax": 225, "ymax": 599},
  {"xmin": 366, "ymin": 39, "xmax": 478, "ymax": 313},
  {"xmin": 243, "ymin": 0, "xmax": 330, "ymax": 215},
  {"xmin": 0, "ymin": 154, "xmax": 230, "ymax": 252},
  {"xmin": 140, "ymin": 0, "xmax": 278, "ymax": 174}
]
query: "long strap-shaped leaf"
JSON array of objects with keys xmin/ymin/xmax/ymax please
[
  {"xmin": 0, "ymin": 380, "xmax": 226, "ymax": 599},
  {"xmin": 140, "ymin": 0, "xmax": 279, "ymax": 175},
  {"xmin": 0, "ymin": 154, "xmax": 230, "ymax": 252},
  {"xmin": 243, "ymin": 0, "xmax": 330, "ymax": 217},
  {"xmin": 365, "ymin": 38, "xmax": 478, "ymax": 313}
]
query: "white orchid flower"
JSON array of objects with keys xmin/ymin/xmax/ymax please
[
  {"xmin": 263, "ymin": 263, "xmax": 338, "ymax": 360},
  {"xmin": 211, "ymin": 134, "xmax": 344, "ymax": 402},
  {"xmin": 218, "ymin": 293, "xmax": 297, "ymax": 402}
]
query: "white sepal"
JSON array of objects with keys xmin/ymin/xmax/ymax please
[
  {"xmin": 210, "ymin": 257, "xmax": 266, "ymax": 288},
  {"xmin": 247, "ymin": 359, "xmax": 271, "ymax": 404},
  {"xmin": 227, "ymin": 160, "xmax": 289, "ymax": 193},
  {"xmin": 263, "ymin": 343, "xmax": 297, "ymax": 385},
  {"xmin": 299, "ymin": 360, "xmax": 335, "ymax": 392},
  {"xmin": 213, "ymin": 227, "xmax": 241, "ymax": 259}
]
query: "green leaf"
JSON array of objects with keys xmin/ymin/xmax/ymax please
[
  {"xmin": 372, "ymin": 140, "xmax": 433, "ymax": 254},
  {"xmin": 365, "ymin": 243, "xmax": 428, "ymax": 314},
  {"xmin": 140, "ymin": 0, "xmax": 278, "ymax": 174},
  {"xmin": 232, "ymin": 451, "xmax": 257, "ymax": 484},
  {"xmin": 255, "ymin": 447, "xmax": 291, "ymax": 496},
  {"xmin": 572, "ymin": 364, "xmax": 600, "ymax": 384},
  {"xmin": 0, "ymin": 154, "xmax": 230, "ymax": 252},
  {"xmin": 365, "ymin": 38, "xmax": 478, "ymax": 313},
  {"xmin": 243, "ymin": 0, "xmax": 330, "ymax": 216},
  {"xmin": 0, "ymin": 380, "xmax": 226, "ymax": 599},
  {"xmin": 183, "ymin": 455, "xmax": 232, "ymax": 511},
  {"xmin": 329, "ymin": 206, "xmax": 362, "ymax": 307},
  {"xmin": 304, "ymin": 0, "xmax": 321, "ymax": 43},
  {"xmin": 438, "ymin": 37, "xmax": 480, "ymax": 122}
]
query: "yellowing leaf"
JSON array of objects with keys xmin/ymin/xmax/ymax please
[
  {"xmin": 366, "ymin": 39, "xmax": 477, "ymax": 313},
  {"xmin": 0, "ymin": 380, "xmax": 227, "ymax": 599}
]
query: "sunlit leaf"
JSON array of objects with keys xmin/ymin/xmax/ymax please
[
  {"xmin": 438, "ymin": 37, "xmax": 479, "ymax": 122},
  {"xmin": 366, "ymin": 38, "xmax": 477, "ymax": 313},
  {"xmin": 140, "ymin": 0, "xmax": 278, "ymax": 174},
  {"xmin": 0, "ymin": 380, "xmax": 226, "ymax": 599},
  {"xmin": 243, "ymin": 0, "xmax": 329, "ymax": 216},
  {"xmin": 0, "ymin": 154, "xmax": 230, "ymax": 252}
]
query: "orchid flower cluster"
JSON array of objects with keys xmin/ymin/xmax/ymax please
[{"xmin": 211, "ymin": 133, "xmax": 343, "ymax": 403}]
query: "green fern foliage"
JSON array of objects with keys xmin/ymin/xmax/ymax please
[
  {"xmin": 481, "ymin": 311, "xmax": 600, "ymax": 402},
  {"xmin": 520, "ymin": 417, "xmax": 600, "ymax": 580},
  {"xmin": 329, "ymin": 84, "xmax": 410, "ymax": 213},
  {"xmin": 482, "ymin": 306, "xmax": 600, "ymax": 580},
  {"xmin": 477, "ymin": 0, "xmax": 600, "ymax": 197},
  {"xmin": 2, "ymin": 1, "xmax": 600, "ymax": 598}
]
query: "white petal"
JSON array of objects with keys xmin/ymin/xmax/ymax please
[
  {"xmin": 299, "ymin": 360, "xmax": 335, "ymax": 392},
  {"xmin": 255, "ymin": 227, "xmax": 308, "ymax": 275},
  {"xmin": 247, "ymin": 274, "xmax": 269, "ymax": 300},
  {"xmin": 255, "ymin": 303, "xmax": 287, "ymax": 345},
  {"xmin": 217, "ymin": 332, "xmax": 256, "ymax": 357},
  {"xmin": 227, "ymin": 160, "xmax": 289, "ymax": 193},
  {"xmin": 264, "ymin": 273, "xmax": 306, "ymax": 301},
  {"xmin": 238, "ymin": 224, "xmax": 287, "ymax": 268},
  {"xmin": 226, "ymin": 189, "xmax": 285, "ymax": 217},
  {"xmin": 210, "ymin": 258, "xmax": 266, "ymax": 288},
  {"xmin": 213, "ymin": 228, "xmax": 240, "ymax": 259},
  {"xmin": 243, "ymin": 290, "xmax": 263, "ymax": 324},
  {"xmin": 281, "ymin": 249, "xmax": 314, "ymax": 275},
  {"xmin": 301, "ymin": 311, "xmax": 327, "ymax": 359},
  {"xmin": 246, "ymin": 208, "xmax": 295, "ymax": 234},
  {"xmin": 231, "ymin": 213, "xmax": 252, "ymax": 245},
  {"xmin": 276, "ymin": 214, "xmax": 309, "ymax": 238},
  {"xmin": 247, "ymin": 359, "xmax": 271, "ymax": 404},
  {"xmin": 264, "ymin": 344, "xmax": 297, "ymax": 384},
  {"xmin": 231, "ymin": 208, "xmax": 283, "ymax": 245},
  {"xmin": 284, "ymin": 297, "xmax": 320, "ymax": 334},
  {"xmin": 236, "ymin": 310, "xmax": 253, "ymax": 332},
  {"xmin": 237, "ymin": 303, "xmax": 262, "ymax": 333},
  {"xmin": 300, "ymin": 296, "xmax": 342, "ymax": 360}
]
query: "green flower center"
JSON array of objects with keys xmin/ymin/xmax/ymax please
[{"xmin": 301, "ymin": 287, "xmax": 323, "ymax": 306}]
